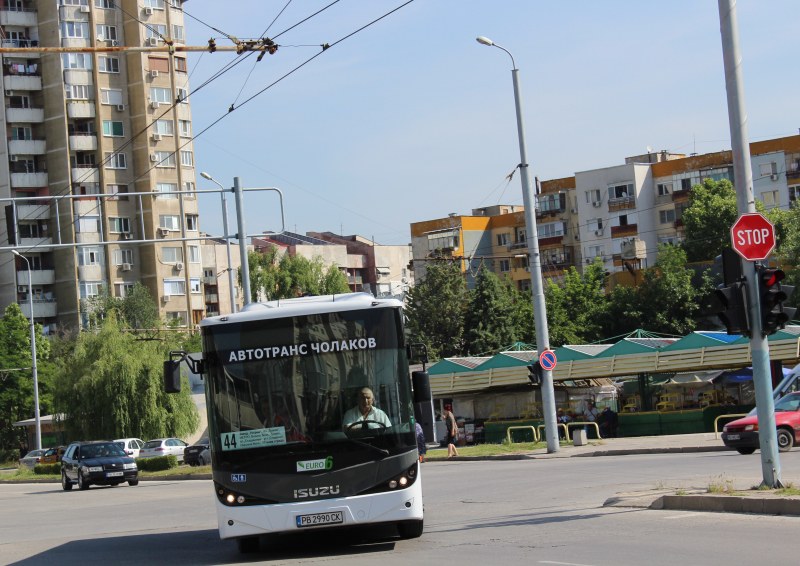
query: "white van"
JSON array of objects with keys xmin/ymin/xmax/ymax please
[{"xmin": 113, "ymin": 438, "xmax": 145, "ymax": 458}]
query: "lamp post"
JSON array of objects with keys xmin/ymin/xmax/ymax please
[
  {"xmin": 476, "ymin": 36, "xmax": 558, "ymax": 452},
  {"xmin": 12, "ymin": 250, "xmax": 41, "ymax": 451},
  {"xmin": 200, "ymin": 172, "xmax": 237, "ymax": 314}
]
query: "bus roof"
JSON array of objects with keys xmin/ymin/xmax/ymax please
[{"xmin": 200, "ymin": 293, "xmax": 403, "ymax": 328}]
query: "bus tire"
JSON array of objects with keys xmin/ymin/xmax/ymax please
[
  {"xmin": 237, "ymin": 536, "xmax": 259, "ymax": 554},
  {"xmin": 397, "ymin": 519, "xmax": 423, "ymax": 539}
]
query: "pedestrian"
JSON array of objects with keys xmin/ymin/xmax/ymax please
[
  {"xmin": 598, "ymin": 406, "xmax": 618, "ymax": 438},
  {"xmin": 557, "ymin": 408, "xmax": 572, "ymax": 440},
  {"xmin": 442, "ymin": 404, "xmax": 459, "ymax": 458},
  {"xmin": 584, "ymin": 399, "xmax": 599, "ymax": 438},
  {"xmin": 415, "ymin": 421, "xmax": 427, "ymax": 463}
]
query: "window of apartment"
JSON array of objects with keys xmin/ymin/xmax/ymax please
[
  {"xmin": 178, "ymin": 120, "xmax": 191, "ymax": 137},
  {"xmin": 99, "ymin": 88, "xmax": 122, "ymax": 105},
  {"xmin": 172, "ymin": 24, "xmax": 185, "ymax": 42},
  {"xmin": 144, "ymin": 0, "xmax": 165, "ymax": 9},
  {"xmin": 154, "ymin": 151, "xmax": 176, "ymax": 167},
  {"xmin": 427, "ymin": 230, "xmax": 458, "ymax": 251},
  {"xmin": 78, "ymin": 246, "xmax": 101, "ymax": 266},
  {"xmin": 183, "ymin": 181, "xmax": 195, "ymax": 199},
  {"xmin": 587, "ymin": 245, "xmax": 603, "ymax": 259},
  {"xmin": 585, "ymin": 189, "xmax": 601, "ymax": 205},
  {"xmin": 148, "ymin": 56, "xmax": 169, "ymax": 73},
  {"xmin": 149, "ymin": 86, "xmax": 171, "ymax": 105},
  {"xmin": 165, "ymin": 311, "xmax": 188, "ymax": 327},
  {"xmin": 8, "ymin": 95, "xmax": 31, "ymax": 109},
  {"xmin": 156, "ymin": 182, "xmax": 178, "ymax": 199},
  {"xmin": 608, "ymin": 183, "xmax": 633, "ymax": 199},
  {"xmin": 104, "ymin": 152, "xmax": 127, "ymax": 169},
  {"xmin": 762, "ymin": 190, "xmax": 780, "ymax": 208},
  {"xmin": 65, "ymin": 84, "xmax": 91, "ymax": 100},
  {"xmin": 107, "ymin": 184, "xmax": 128, "ymax": 201},
  {"xmin": 154, "ymin": 119, "xmax": 174, "ymax": 136},
  {"xmin": 176, "ymin": 87, "xmax": 188, "ymax": 103},
  {"xmin": 499, "ymin": 259, "xmax": 510, "ymax": 272},
  {"xmin": 63, "ymin": 0, "xmax": 89, "ymax": 5},
  {"xmin": 190, "ymin": 278, "xmax": 201, "ymax": 293},
  {"xmin": 61, "ymin": 53, "xmax": 93, "ymax": 70},
  {"xmin": 76, "ymin": 215, "xmax": 100, "ymax": 233},
  {"xmin": 496, "ymin": 233, "xmax": 509, "ymax": 246},
  {"xmin": 160, "ymin": 215, "xmax": 181, "ymax": 230},
  {"xmin": 61, "ymin": 21, "xmax": 89, "ymax": 39},
  {"xmin": 98, "ymin": 56, "xmax": 120, "ymax": 73},
  {"xmin": 95, "ymin": 0, "xmax": 115, "ymax": 9},
  {"xmin": 759, "ymin": 162, "xmax": 778, "ymax": 178},
  {"xmin": 180, "ymin": 150, "xmax": 193, "ymax": 167},
  {"xmin": 680, "ymin": 178, "xmax": 693, "ymax": 191},
  {"xmin": 145, "ymin": 24, "xmax": 168, "ymax": 39},
  {"xmin": 113, "ymin": 248, "xmax": 134, "ymax": 265},
  {"xmin": 657, "ymin": 182, "xmax": 672, "ymax": 196},
  {"xmin": 73, "ymin": 182, "xmax": 100, "ymax": 196},
  {"xmin": 186, "ymin": 214, "xmax": 198, "ymax": 231},
  {"xmin": 658, "ymin": 235, "xmax": 679, "ymax": 246},
  {"xmin": 188, "ymin": 245, "xmax": 200, "ymax": 262},
  {"xmin": 115, "ymin": 282, "xmax": 136, "ymax": 298},
  {"xmin": 96, "ymin": 24, "xmax": 118, "ymax": 42},
  {"xmin": 164, "ymin": 278, "xmax": 186, "ymax": 295},
  {"xmin": 659, "ymin": 209, "xmax": 676, "ymax": 224},
  {"xmin": 537, "ymin": 221, "xmax": 565, "ymax": 238},
  {"xmin": 18, "ymin": 222, "xmax": 44, "ymax": 238},
  {"xmin": 589, "ymin": 218, "xmax": 603, "ymax": 232},
  {"xmin": 11, "ymin": 126, "xmax": 32, "ymax": 140},
  {"xmin": 80, "ymin": 281, "xmax": 103, "ymax": 299},
  {"xmin": 71, "ymin": 152, "xmax": 96, "ymax": 167},
  {"xmin": 102, "ymin": 120, "xmax": 124, "ymax": 137},
  {"xmin": 108, "ymin": 217, "xmax": 130, "ymax": 233},
  {"xmin": 162, "ymin": 247, "xmax": 183, "ymax": 263},
  {"xmin": 174, "ymin": 57, "xmax": 187, "ymax": 72}
]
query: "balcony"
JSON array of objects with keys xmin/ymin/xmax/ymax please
[
  {"xmin": 17, "ymin": 268, "xmax": 55, "ymax": 287},
  {"xmin": 611, "ymin": 224, "xmax": 639, "ymax": 238},
  {"xmin": 10, "ymin": 172, "xmax": 47, "ymax": 187},
  {"xmin": 8, "ymin": 139, "xmax": 45, "ymax": 155},
  {"xmin": 71, "ymin": 167, "xmax": 99, "ymax": 182},
  {"xmin": 17, "ymin": 236, "xmax": 52, "ymax": 249},
  {"xmin": 66, "ymin": 101, "xmax": 95, "ymax": 119},
  {"xmin": 3, "ymin": 74, "xmax": 41, "ymax": 91},
  {"xmin": 202, "ymin": 276, "xmax": 216, "ymax": 285},
  {"xmin": 5, "ymin": 107, "xmax": 43, "ymax": 123},
  {"xmin": 19, "ymin": 298, "xmax": 58, "ymax": 319},
  {"xmin": 608, "ymin": 195, "xmax": 636, "ymax": 212},
  {"xmin": 68, "ymin": 134, "xmax": 97, "ymax": 151},
  {"xmin": 0, "ymin": 10, "xmax": 38, "ymax": 28},
  {"xmin": 17, "ymin": 203, "xmax": 49, "ymax": 220},
  {"xmin": 672, "ymin": 190, "xmax": 690, "ymax": 203},
  {"xmin": 205, "ymin": 293, "xmax": 218, "ymax": 303},
  {"xmin": 538, "ymin": 235, "xmax": 564, "ymax": 246}
]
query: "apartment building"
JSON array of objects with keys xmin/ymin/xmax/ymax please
[{"xmin": 0, "ymin": 0, "xmax": 200, "ymax": 331}]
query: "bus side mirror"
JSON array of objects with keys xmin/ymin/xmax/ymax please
[
  {"xmin": 164, "ymin": 360, "xmax": 181, "ymax": 393},
  {"xmin": 411, "ymin": 371, "xmax": 431, "ymax": 404}
]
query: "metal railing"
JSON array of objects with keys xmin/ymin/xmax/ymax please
[
  {"xmin": 506, "ymin": 425, "xmax": 540, "ymax": 444},
  {"xmin": 714, "ymin": 413, "xmax": 748, "ymax": 438}
]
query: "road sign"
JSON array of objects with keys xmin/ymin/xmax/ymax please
[
  {"xmin": 539, "ymin": 349, "xmax": 557, "ymax": 371},
  {"xmin": 731, "ymin": 213, "xmax": 775, "ymax": 261}
]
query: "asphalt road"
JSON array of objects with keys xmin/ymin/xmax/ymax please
[{"xmin": 2, "ymin": 450, "xmax": 800, "ymax": 565}]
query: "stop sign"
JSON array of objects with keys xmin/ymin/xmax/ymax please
[{"xmin": 730, "ymin": 212, "xmax": 775, "ymax": 261}]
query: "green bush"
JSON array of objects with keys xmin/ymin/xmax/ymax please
[
  {"xmin": 136, "ymin": 455, "xmax": 178, "ymax": 471},
  {"xmin": 0, "ymin": 448, "xmax": 19, "ymax": 464},
  {"xmin": 33, "ymin": 463, "xmax": 60, "ymax": 475}
]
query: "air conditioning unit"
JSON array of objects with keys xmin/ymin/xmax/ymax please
[
  {"xmin": 592, "ymin": 201, "xmax": 602, "ymax": 208},
  {"xmin": 115, "ymin": 104, "xmax": 125, "ymax": 111},
  {"xmin": 121, "ymin": 263, "xmax": 132, "ymax": 271},
  {"xmin": 80, "ymin": 5, "xmax": 90, "ymax": 13},
  {"xmin": 109, "ymin": 40, "xmax": 119, "ymax": 47},
  {"xmin": 18, "ymin": 285, "xmax": 27, "ymax": 293},
  {"xmin": 150, "ymin": 70, "xmax": 159, "ymax": 79},
  {"xmin": 570, "ymin": 208, "xmax": 578, "ymax": 214},
  {"xmin": 594, "ymin": 229, "xmax": 603, "ymax": 236},
  {"xmin": 175, "ymin": 262, "xmax": 184, "ymax": 271},
  {"xmin": 771, "ymin": 174, "xmax": 779, "ymax": 181},
  {"xmin": 9, "ymin": 155, "xmax": 18, "ymax": 162},
  {"xmin": 158, "ymin": 227, "xmax": 170, "ymax": 237},
  {"xmin": 162, "ymin": 295, "xmax": 170, "ymax": 303},
  {"xmin": 152, "ymin": 133, "xmax": 162, "ymax": 142},
  {"xmin": 149, "ymin": 153, "xmax": 158, "ymax": 162},
  {"xmin": 5, "ymin": 90, "xmax": 14, "ymax": 96},
  {"xmin": 146, "ymin": 37, "xmax": 160, "ymax": 47},
  {"xmin": 150, "ymin": 100, "xmax": 159, "ymax": 109},
  {"xmin": 143, "ymin": 7, "xmax": 154, "ymax": 15}
]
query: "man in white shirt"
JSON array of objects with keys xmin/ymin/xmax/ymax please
[{"xmin": 342, "ymin": 387, "xmax": 391, "ymax": 430}]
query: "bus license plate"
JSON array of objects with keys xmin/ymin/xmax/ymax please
[
  {"xmin": 107, "ymin": 471, "xmax": 124, "ymax": 477},
  {"xmin": 726, "ymin": 433, "xmax": 740, "ymax": 440},
  {"xmin": 296, "ymin": 511, "xmax": 344, "ymax": 528}
]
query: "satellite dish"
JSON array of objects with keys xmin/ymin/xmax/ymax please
[{"xmin": 646, "ymin": 145, "xmax": 653, "ymax": 153}]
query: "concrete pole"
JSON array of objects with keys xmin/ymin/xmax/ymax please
[{"xmin": 719, "ymin": 0, "xmax": 781, "ymax": 486}]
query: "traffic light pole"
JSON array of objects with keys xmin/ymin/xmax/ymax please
[{"xmin": 719, "ymin": 0, "xmax": 781, "ymax": 487}]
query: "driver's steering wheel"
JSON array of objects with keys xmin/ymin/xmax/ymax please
[{"xmin": 345, "ymin": 420, "xmax": 387, "ymax": 435}]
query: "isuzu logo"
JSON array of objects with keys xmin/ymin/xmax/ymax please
[{"xmin": 293, "ymin": 485, "xmax": 340, "ymax": 499}]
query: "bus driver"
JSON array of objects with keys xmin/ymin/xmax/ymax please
[{"xmin": 342, "ymin": 387, "xmax": 391, "ymax": 430}]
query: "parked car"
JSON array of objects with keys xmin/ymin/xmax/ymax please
[
  {"xmin": 139, "ymin": 438, "xmax": 188, "ymax": 462},
  {"xmin": 40, "ymin": 446, "xmax": 66, "ymax": 465},
  {"xmin": 60, "ymin": 441, "xmax": 138, "ymax": 490},
  {"xmin": 722, "ymin": 391, "xmax": 800, "ymax": 454},
  {"xmin": 18, "ymin": 449, "xmax": 46, "ymax": 469},
  {"xmin": 113, "ymin": 438, "xmax": 145, "ymax": 458},
  {"xmin": 183, "ymin": 438, "xmax": 210, "ymax": 466}
]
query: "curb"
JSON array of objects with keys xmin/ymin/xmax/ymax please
[{"xmin": 659, "ymin": 494, "xmax": 800, "ymax": 515}]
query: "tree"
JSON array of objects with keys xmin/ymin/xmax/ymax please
[
  {"xmin": 544, "ymin": 260, "xmax": 609, "ymax": 346},
  {"xmin": 681, "ymin": 178, "xmax": 739, "ymax": 262},
  {"xmin": 53, "ymin": 315, "xmax": 198, "ymax": 441},
  {"xmin": 120, "ymin": 283, "xmax": 160, "ymax": 330},
  {"xmin": 405, "ymin": 260, "xmax": 468, "ymax": 359},
  {"xmin": 247, "ymin": 247, "xmax": 350, "ymax": 302},
  {"xmin": 464, "ymin": 266, "xmax": 516, "ymax": 355},
  {"xmin": 771, "ymin": 204, "xmax": 800, "ymax": 309}
]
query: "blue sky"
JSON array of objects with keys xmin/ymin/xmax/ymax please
[{"xmin": 184, "ymin": 1, "xmax": 800, "ymax": 245}]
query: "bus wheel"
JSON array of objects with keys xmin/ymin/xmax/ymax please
[
  {"xmin": 398, "ymin": 519, "xmax": 423, "ymax": 539},
  {"xmin": 237, "ymin": 536, "xmax": 259, "ymax": 554}
]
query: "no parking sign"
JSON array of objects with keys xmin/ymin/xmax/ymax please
[{"xmin": 539, "ymin": 349, "xmax": 557, "ymax": 371}]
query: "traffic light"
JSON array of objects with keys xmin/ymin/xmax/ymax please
[
  {"xmin": 759, "ymin": 267, "xmax": 796, "ymax": 336},
  {"xmin": 527, "ymin": 361, "xmax": 543, "ymax": 386},
  {"xmin": 706, "ymin": 283, "xmax": 749, "ymax": 336}
]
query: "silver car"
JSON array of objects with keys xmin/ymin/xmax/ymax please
[
  {"xmin": 19, "ymin": 449, "xmax": 46, "ymax": 469},
  {"xmin": 139, "ymin": 438, "xmax": 188, "ymax": 462}
]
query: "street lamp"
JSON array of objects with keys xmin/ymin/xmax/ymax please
[
  {"xmin": 201, "ymin": 172, "xmax": 237, "ymax": 314},
  {"xmin": 12, "ymin": 250, "xmax": 41, "ymax": 451},
  {"xmin": 476, "ymin": 35, "xmax": 558, "ymax": 453}
]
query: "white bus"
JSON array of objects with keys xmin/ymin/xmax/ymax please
[{"xmin": 166, "ymin": 293, "xmax": 429, "ymax": 553}]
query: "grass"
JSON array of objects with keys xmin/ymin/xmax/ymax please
[{"xmin": 0, "ymin": 462, "xmax": 211, "ymax": 482}]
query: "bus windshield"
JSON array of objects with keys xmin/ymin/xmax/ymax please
[{"xmin": 202, "ymin": 306, "xmax": 414, "ymax": 462}]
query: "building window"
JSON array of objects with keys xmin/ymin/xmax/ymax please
[
  {"xmin": 608, "ymin": 183, "xmax": 633, "ymax": 199},
  {"xmin": 108, "ymin": 217, "xmax": 130, "ymax": 233},
  {"xmin": 154, "ymin": 151, "xmax": 176, "ymax": 167},
  {"xmin": 762, "ymin": 190, "xmax": 780, "ymax": 208},
  {"xmin": 190, "ymin": 278, "xmax": 201, "ymax": 293},
  {"xmin": 114, "ymin": 282, "xmax": 136, "ymax": 297},
  {"xmin": 149, "ymin": 57, "xmax": 170, "ymax": 73},
  {"xmin": 174, "ymin": 57, "xmax": 187, "ymax": 72},
  {"xmin": 102, "ymin": 121, "xmax": 124, "ymax": 137},
  {"xmin": 65, "ymin": 84, "xmax": 91, "ymax": 100},
  {"xmin": 186, "ymin": 215, "xmax": 198, "ymax": 231},
  {"xmin": 537, "ymin": 221, "xmax": 566, "ymax": 238},
  {"xmin": 759, "ymin": 162, "xmax": 778, "ymax": 178},
  {"xmin": 154, "ymin": 119, "xmax": 174, "ymax": 136},
  {"xmin": 113, "ymin": 248, "xmax": 134, "ymax": 265},
  {"xmin": 496, "ymin": 233, "xmax": 509, "ymax": 246},
  {"xmin": 657, "ymin": 182, "xmax": 672, "ymax": 196},
  {"xmin": 76, "ymin": 216, "xmax": 100, "ymax": 233},
  {"xmin": 659, "ymin": 209, "xmax": 675, "ymax": 224},
  {"xmin": 680, "ymin": 178, "xmax": 693, "ymax": 191},
  {"xmin": 144, "ymin": 0, "xmax": 165, "ymax": 10},
  {"xmin": 160, "ymin": 215, "xmax": 181, "ymax": 230},
  {"xmin": 176, "ymin": 87, "xmax": 188, "ymax": 103},
  {"xmin": 587, "ymin": 245, "xmax": 603, "ymax": 259},
  {"xmin": 180, "ymin": 150, "xmax": 193, "ymax": 167},
  {"xmin": 499, "ymin": 259, "xmax": 510, "ymax": 272},
  {"xmin": 63, "ymin": 0, "xmax": 89, "ymax": 5},
  {"xmin": 61, "ymin": 53, "xmax": 93, "ymax": 70},
  {"xmin": 96, "ymin": 24, "xmax": 118, "ymax": 42},
  {"xmin": 98, "ymin": 56, "xmax": 120, "ymax": 73},
  {"xmin": 165, "ymin": 311, "xmax": 188, "ymax": 326},
  {"xmin": 80, "ymin": 281, "xmax": 103, "ymax": 299},
  {"xmin": 104, "ymin": 152, "xmax": 127, "ymax": 169},
  {"xmin": 149, "ymin": 87, "xmax": 171, "ymax": 105},
  {"xmin": 107, "ymin": 184, "xmax": 128, "ymax": 201},
  {"xmin": 100, "ymin": 88, "xmax": 123, "ymax": 105},
  {"xmin": 162, "ymin": 247, "xmax": 183, "ymax": 263},
  {"xmin": 157, "ymin": 182, "xmax": 178, "ymax": 199},
  {"xmin": 164, "ymin": 278, "xmax": 186, "ymax": 296},
  {"xmin": 183, "ymin": 181, "xmax": 196, "ymax": 199},
  {"xmin": 145, "ymin": 24, "xmax": 168, "ymax": 39},
  {"xmin": 188, "ymin": 245, "xmax": 200, "ymax": 262},
  {"xmin": 78, "ymin": 246, "xmax": 101, "ymax": 266},
  {"xmin": 11, "ymin": 126, "xmax": 32, "ymax": 140},
  {"xmin": 178, "ymin": 120, "xmax": 191, "ymax": 137},
  {"xmin": 61, "ymin": 21, "xmax": 89, "ymax": 39},
  {"xmin": 95, "ymin": 0, "xmax": 115, "ymax": 9},
  {"xmin": 585, "ymin": 189, "xmax": 601, "ymax": 205}
]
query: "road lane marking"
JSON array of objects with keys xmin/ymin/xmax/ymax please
[{"xmin": 540, "ymin": 561, "xmax": 595, "ymax": 566}]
